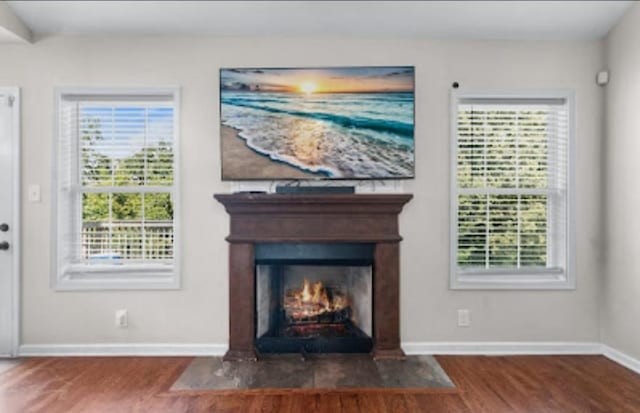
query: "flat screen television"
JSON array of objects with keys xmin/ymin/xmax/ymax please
[{"xmin": 220, "ymin": 66, "xmax": 415, "ymax": 180}]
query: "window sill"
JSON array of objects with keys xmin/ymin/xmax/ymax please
[
  {"xmin": 53, "ymin": 267, "xmax": 180, "ymax": 291},
  {"xmin": 450, "ymin": 270, "xmax": 575, "ymax": 290}
]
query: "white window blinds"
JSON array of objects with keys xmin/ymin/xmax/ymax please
[
  {"xmin": 55, "ymin": 89, "xmax": 179, "ymax": 287},
  {"xmin": 452, "ymin": 94, "xmax": 572, "ymax": 287}
]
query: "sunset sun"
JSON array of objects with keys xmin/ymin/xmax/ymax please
[{"xmin": 299, "ymin": 81, "xmax": 317, "ymax": 95}]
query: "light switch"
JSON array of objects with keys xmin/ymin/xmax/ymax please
[{"xmin": 28, "ymin": 184, "xmax": 41, "ymax": 202}]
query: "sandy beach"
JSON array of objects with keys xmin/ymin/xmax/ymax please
[{"xmin": 221, "ymin": 125, "xmax": 321, "ymax": 180}]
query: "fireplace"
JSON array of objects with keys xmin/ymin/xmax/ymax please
[
  {"xmin": 255, "ymin": 243, "xmax": 373, "ymax": 354},
  {"xmin": 214, "ymin": 193, "xmax": 412, "ymax": 361}
]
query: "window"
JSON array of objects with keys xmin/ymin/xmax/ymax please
[
  {"xmin": 53, "ymin": 88, "xmax": 180, "ymax": 290},
  {"xmin": 450, "ymin": 91, "xmax": 574, "ymax": 289}
]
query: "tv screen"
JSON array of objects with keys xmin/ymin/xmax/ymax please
[{"xmin": 220, "ymin": 66, "xmax": 415, "ymax": 180}]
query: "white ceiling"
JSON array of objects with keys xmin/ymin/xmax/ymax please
[{"xmin": 5, "ymin": 1, "xmax": 634, "ymax": 40}]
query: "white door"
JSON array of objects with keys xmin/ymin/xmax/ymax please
[{"xmin": 0, "ymin": 88, "xmax": 19, "ymax": 357}]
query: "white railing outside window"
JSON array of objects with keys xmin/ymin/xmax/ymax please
[{"xmin": 81, "ymin": 221, "xmax": 174, "ymax": 261}]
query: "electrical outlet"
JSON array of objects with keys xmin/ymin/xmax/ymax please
[
  {"xmin": 115, "ymin": 309, "xmax": 128, "ymax": 328},
  {"xmin": 457, "ymin": 309, "xmax": 471, "ymax": 327}
]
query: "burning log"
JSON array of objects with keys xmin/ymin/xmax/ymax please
[
  {"xmin": 283, "ymin": 278, "xmax": 350, "ymax": 324},
  {"xmin": 284, "ymin": 306, "xmax": 352, "ymax": 325}
]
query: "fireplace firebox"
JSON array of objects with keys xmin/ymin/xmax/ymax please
[
  {"xmin": 255, "ymin": 243, "xmax": 373, "ymax": 354},
  {"xmin": 214, "ymin": 193, "xmax": 412, "ymax": 361}
]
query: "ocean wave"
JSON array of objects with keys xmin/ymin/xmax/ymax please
[
  {"xmin": 239, "ymin": 133, "xmax": 339, "ymax": 177},
  {"xmin": 224, "ymin": 113, "xmax": 413, "ymax": 179},
  {"xmin": 221, "ymin": 95, "xmax": 414, "ymax": 139}
]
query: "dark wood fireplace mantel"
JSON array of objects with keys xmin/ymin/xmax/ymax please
[{"xmin": 214, "ymin": 193, "xmax": 413, "ymax": 361}]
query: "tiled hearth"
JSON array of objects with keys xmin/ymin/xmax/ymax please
[{"xmin": 171, "ymin": 354, "xmax": 453, "ymax": 390}]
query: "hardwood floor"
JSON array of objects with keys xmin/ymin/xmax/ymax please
[{"xmin": 0, "ymin": 355, "xmax": 639, "ymax": 412}]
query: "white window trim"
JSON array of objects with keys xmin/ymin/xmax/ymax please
[
  {"xmin": 51, "ymin": 86, "xmax": 181, "ymax": 291},
  {"xmin": 449, "ymin": 89, "xmax": 576, "ymax": 290}
]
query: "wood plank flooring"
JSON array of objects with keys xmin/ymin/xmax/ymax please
[{"xmin": 0, "ymin": 355, "xmax": 639, "ymax": 412}]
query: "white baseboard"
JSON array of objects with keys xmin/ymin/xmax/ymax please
[
  {"xmin": 602, "ymin": 345, "xmax": 640, "ymax": 375},
  {"xmin": 19, "ymin": 343, "xmax": 227, "ymax": 357},
  {"xmin": 402, "ymin": 341, "xmax": 602, "ymax": 355},
  {"xmin": 18, "ymin": 342, "xmax": 601, "ymax": 357},
  {"xmin": 17, "ymin": 341, "xmax": 639, "ymax": 377}
]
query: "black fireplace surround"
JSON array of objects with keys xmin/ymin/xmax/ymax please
[{"xmin": 254, "ymin": 243, "xmax": 374, "ymax": 354}]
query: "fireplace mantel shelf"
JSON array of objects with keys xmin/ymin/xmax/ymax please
[
  {"xmin": 214, "ymin": 193, "xmax": 412, "ymax": 243},
  {"xmin": 215, "ymin": 193, "xmax": 412, "ymax": 209},
  {"xmin": 215, "ymin": 192, "xmax": 413, "ymax": 361}
]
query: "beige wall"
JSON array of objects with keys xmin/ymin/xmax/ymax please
[
  {"xmin": 603, "ymin": 3, "xmax": 640, "ymax": 360},
  {"xmin": 0, "ymin": 35, "xmax": 604, "ymax": 346}
]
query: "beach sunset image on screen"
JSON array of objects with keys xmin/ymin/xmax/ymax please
[{"xmin": 220, "ymin": 66, "xmax": 415, "ymax": 180}]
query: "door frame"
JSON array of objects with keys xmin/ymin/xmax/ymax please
[{"xmin": 0, "ymin": 87, "xmax": 21, "ymax": 357}]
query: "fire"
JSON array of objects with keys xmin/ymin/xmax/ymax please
[
  {"xmin": 284, "ymin": 278, "xmax": 348, "ymax": 322},
  {"xmin": 300, "ymin": 279, "xmax": 329, "ymax": 308}
]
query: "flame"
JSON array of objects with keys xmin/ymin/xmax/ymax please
[
  {"xmin": 285, "ymin": 278, "xmax": 348, "ymax": 321},
  {"xmin": 297, "ymin": 279, "xmax": 330, "ymax": 310}
]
